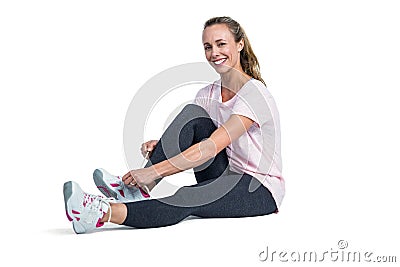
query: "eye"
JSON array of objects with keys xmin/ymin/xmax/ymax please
[
  {"xmin": 217, "ymin": 42, "xmax": 226, "ymax": 47},
  {"xmin": 204, "ymin": 45, "xmax": 211, "ymax": 51}
]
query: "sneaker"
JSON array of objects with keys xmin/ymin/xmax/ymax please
[
  {"xmin": 93, "ymin": 168, "xmax": 150, "ymax": 202},
  {"xmin": 63, "ymin": 181, "xmax": 113, "ymax": 234}
]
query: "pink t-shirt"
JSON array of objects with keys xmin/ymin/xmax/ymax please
[{"xmin": 193, "ymin": 79, "xmax": 285, "ymax": 208}]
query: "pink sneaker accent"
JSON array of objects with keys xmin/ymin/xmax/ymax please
[
  {"xmin": 97, "ymin": 186, "xmax": 112, "ymax": 197},
  {"xmin": 95, "ymin": 212, "xmax": 106, "ymax": 228},
  {"xmin": 66, "ymin": 211, "xmax": 73, "ymax": 222},
  {"xmin": 139, "ymin": 188, "xmax": 150, "ymax": 198}
]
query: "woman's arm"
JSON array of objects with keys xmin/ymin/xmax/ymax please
[
  {"xmin": 122, "ymin": 114, "xmax": 255, "ymax": 188},
  {"xmin": 154, "ymin": 114, "xmax": 254, "ymax": 177}
]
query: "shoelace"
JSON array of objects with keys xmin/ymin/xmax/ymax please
[
  {"xmin": 114, "ymin": 176, "xmax": 147, "ymax": 201},
  {"xmin": 115, "ymin": 151, "xmax": 152, "ymax": 198},
  {"xmin": 114, "ymin": 177, "xmax": 124, "ymax": 189},
  {"xmin": 83, "ymin": 194, "xmax": 114, "ymax": 223}
]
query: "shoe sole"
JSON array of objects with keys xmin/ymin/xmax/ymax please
[
  {"xmin": 63, "ymin": 181, "xmax": 72, "ymax": 219},
  {"xmin": 63, "ymin": 181, "xmax": 86, "ymax": 234},
  {"xmin": 93, "ymin": 169, "xmax": 118, "ymax": 199}
]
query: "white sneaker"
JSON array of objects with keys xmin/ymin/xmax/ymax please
[
  {"xmin": 63, "ymin": 181, "xmax": 113, "ymax": 234},
  {"xmin": 93, "ymin": 168, "xmax": 150, "ymax": 202}
]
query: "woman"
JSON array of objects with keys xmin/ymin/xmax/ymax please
[{"xmin": 63, "ymin": 16, "xmax": 285, "ymax": 234}]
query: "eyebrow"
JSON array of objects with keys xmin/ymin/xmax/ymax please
[{"xmin": 203, "ymin": 39, "xmax": 226, "ymax": 46}]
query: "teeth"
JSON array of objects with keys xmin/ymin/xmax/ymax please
[{"xmin": 214, "ymin": 58, "xmax": 226, "ymax": 65}]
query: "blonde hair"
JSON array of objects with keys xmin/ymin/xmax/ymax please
[{"xmin": 204, "ymin": 16, "xmax": 266, "ymax": 86}]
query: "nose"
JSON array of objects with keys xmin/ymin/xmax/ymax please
[{"xmin": 210, "ymin": 46, "xmax": 220, "ymax": 59}]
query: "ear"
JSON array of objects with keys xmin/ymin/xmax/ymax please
[{"xmin": 237, "ymin": 38, "xmax": 244, "ymax": 52}]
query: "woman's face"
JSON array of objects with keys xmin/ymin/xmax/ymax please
[{"xmin": 202, "ymin": 24, "xmax": 244, "ymax": 74}]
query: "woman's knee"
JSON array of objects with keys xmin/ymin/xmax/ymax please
[{"xmin": 179, "ymin": 104, "xmax": 209, "ymax": 119}]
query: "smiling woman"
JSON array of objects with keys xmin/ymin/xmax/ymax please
[
  {"xmin": 63, "ymin": 16, "xmax": 284, "ymax": 233},
  {"xmin": 203, "ymin": 16, "xmax": 265, "ymax": 86}
]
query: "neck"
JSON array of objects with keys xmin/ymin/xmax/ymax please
[{"xmin": 220, "ymin": 68, "xmax": 251, "ymax": 93}]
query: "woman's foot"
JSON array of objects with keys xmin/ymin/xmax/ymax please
[
  {"xmin": 93, "ymin": 168, "xmax": 150, "ymax": 202},
  {"xmin": 63, "ymin": 181, "xmax": 113, "ymax": 234}
]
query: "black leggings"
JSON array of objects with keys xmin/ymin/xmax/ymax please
[{"xmin": 122, "ymin": 104, "xmax": 277, "ymax": 228}]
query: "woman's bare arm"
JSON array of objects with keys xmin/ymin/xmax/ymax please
[{"xmin": 152, "ymin": 114, "xmax": 255, "ymax": 177}]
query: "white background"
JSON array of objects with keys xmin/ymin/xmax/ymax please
[{"xmin": 1, "ymin": 0, "xmax": 399, "ymax": 266}]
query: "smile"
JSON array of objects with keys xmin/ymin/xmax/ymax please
[{"xmin": 213, "ymin": 58, "xmax": 227, "ymax": 65}]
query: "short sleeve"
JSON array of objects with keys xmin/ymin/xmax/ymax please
[{"xmin": 231, "ymin": 80, "xmax": 272, "ymax": 128}]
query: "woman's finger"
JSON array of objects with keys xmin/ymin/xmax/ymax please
[
  {"xmin": 128, "ymin": 178, "xmax": 136, "ymax": 187},
  {"xmin": 122, "ymin": 171, "xmax": 132, "ymax": 182},
  {"xmin": 141, "ymin": 144, "xmax": 146, "ymax": 157},
  {"xmin": 126, "ymin": 176, "xmax": 135, "ymax": 187}
]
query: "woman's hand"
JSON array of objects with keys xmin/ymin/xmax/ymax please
[
  {"xmin": 141, "ymin": 140, "xmax": 158, "ymax": 158},
  {"xmin": 122, "ymin": 167, "xmax": 160, "ymax": 189}
]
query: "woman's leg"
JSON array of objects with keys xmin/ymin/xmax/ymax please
[
  {"xmin": 103, "ymin": 202, "xmax": 128, "ymax": 224},
  {"xmin": 192, "ymin": 174, "xmax": 278, "ymax": 218},
  {"xmin": 120, "ymin": 174, "xmax": 277, "ymax": 228},
  {"xmin": 145, "ymin": 104, "xmax": 229, "ymax": 184},
  {"xmin": 100, "ymin": 104, "xmax": 232, "ymax": 227},
  {"xmin": 109, "ymin": 104, "xmax": 276, "ymax": 229}
]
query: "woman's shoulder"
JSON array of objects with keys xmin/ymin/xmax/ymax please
[{"xmin": 240, "ymin": 78, "xmax": 271, "ymax": 97}]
